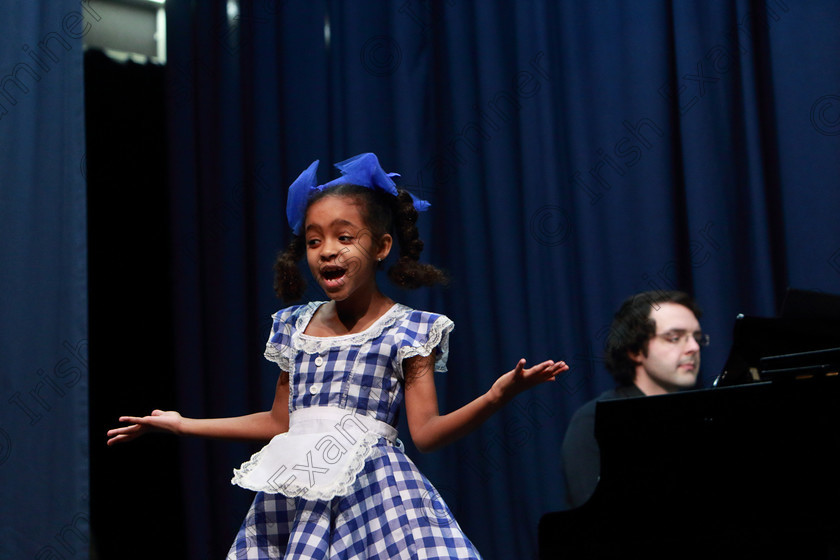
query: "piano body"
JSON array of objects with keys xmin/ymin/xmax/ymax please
[{"xmin": 539, "ymin": 290, "xmax": 840, "ymax": 558}]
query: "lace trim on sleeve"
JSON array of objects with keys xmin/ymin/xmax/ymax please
[
  {"xmin": 263, "ymin": 304, "xmax": 318, "ymax": 370},
  {"xmin": 396, "ymin": 315, "xmax": 455, "ymax": 375},
  {"xmin": 263, "ymin": 342, "xmax": 291, "ymax": 371}
]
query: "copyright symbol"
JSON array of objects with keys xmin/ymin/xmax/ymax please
[
  {"xmin": 829, "ymin": 247, "xmax": 840, "ymax": 275},
  {"xmin": 0, "ymin": 427, "xmax": 11, "ymax": 467},
  {"xmin": 360, "ymin": 35, "xmax": 402, "ymax": 77},
  {"xmin": 530, "ymin": 205, "xmax": 571, "ymax": 246},
  {"xmin": 421, "ymin": 487, "xmax": 455, "ymax": 527},
  {"xmin": 810, "ymin": 94, "xmax": 840, "ymax": 136}
]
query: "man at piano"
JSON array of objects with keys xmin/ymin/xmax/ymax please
[{"xmin": 560, "ymin": 290, "xmax": 708, "ymax": 508}]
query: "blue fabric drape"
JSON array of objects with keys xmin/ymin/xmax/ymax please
[
  {"xmin": 0, "ymin": 2, "xmax": 89, "ymax": 558},
  {"xmin": 163, "ymin": 1, "xmax": 840, "ymax": 558}
]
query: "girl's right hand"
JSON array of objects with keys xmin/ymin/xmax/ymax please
[{"xmin": 106, "ymin": 409, "xmax": 184, "ymax": 446}]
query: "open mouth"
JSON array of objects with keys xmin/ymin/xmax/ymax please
[{"xmin": 321, "ymin": 266, "xmax": 347, "ymax": 288}]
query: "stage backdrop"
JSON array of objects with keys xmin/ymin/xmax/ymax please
[
  {"xmin": 111, "ymin": 1, "xmax": 840, "ymax": 558},
  {"xmin": 0, "ymin": 1, "xmax": 89, "ymax": 559}
]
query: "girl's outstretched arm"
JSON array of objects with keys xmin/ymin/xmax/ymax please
[
  {"xmin": 403, "ymin": 356, "xmax": 568, "ymax": 453},
  {"xmin": 106, "ymin": 371, "xmax": 290, "ymax": 446}
]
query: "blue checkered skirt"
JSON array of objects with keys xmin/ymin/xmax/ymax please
[{"xmin": 226, "ymin": 441, "xmax": 482, "ymax": 559}]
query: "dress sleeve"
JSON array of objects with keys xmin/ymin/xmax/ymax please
[
  {"xmin": 263, "ymin": 306, "xmax": 302, "ymax": 371},
  {"xmin": 394, "ymin": 311, "xmax": 455, "ymax": 378}
]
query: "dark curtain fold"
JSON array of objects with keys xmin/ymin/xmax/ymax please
[
  {"xmin": 0, "ymin": 2, "xmax": 89, "ymax": 558},
  {"xmin": 158, "ymin": 1, "xmax": 840, "ymax": 558},
  {"xmin": 84, "ymin": 49, "xmax": 184, "ymax": 559}
]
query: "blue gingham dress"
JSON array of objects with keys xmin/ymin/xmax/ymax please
[{"xmin": 226, "ymin": 302, "xmax": 483, "ymax": 559}]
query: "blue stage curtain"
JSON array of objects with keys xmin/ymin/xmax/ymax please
[
  {"xmin": 0, "ymin": 1, "xmax": 89, "ymax": 559},
  {"xmin": 163, "ymin": 1, "xmax": 840, "ymax": 558}
]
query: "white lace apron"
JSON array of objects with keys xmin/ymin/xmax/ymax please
[{"xmin": 231, "ymin": 406, "xmax": 399, "ymax": 501}]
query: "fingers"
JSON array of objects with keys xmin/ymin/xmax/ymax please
[
  {"xmin": 105, "ymin": 427, "xmax": 138, "ymax": 446},
  {"xmin": 106, "ymin": 424, "xmax": 141, "ymax": 441},
  {"xmin": 106, "ymin": 412, "xmax": 161, "ymax": 446},
  {"xmin": 522, "ymin": 359, "xmax": 569, "ymax": 381},
  {"xmin": 106, "ymin": 433, "xmax": 132, "ymax": 446},
  {"xmin": 118, "ymin": 412, "xmax": 162, "ymax": 425},
  {"xmin": 549, "ymin": 360, "xmax": 569, "ymax": 373},
  {"xmin": 545, "ymin": 361, "xmax": 569, "ymax": 381},
  {"xmin": 522, "ymin": 359, "xmax": 560, "ymax": 373},
  {"xmin": 108, "ymin": 423, "xmax": 142, "ymax": 435}
]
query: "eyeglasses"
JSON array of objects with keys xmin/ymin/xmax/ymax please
[{"xmin": 654, "ymin": 330, "xmax": 710, "ymax": 347}]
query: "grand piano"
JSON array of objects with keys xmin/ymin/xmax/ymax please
[{"xmin": 539, "ymin": 290, "xmax": 840, "ymax": 558}]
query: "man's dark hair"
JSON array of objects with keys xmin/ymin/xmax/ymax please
[{"xmin": 604, "ymin": 291, "xmax": 702, "ymax": 385}]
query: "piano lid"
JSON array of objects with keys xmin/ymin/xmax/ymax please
[{"xmin": 713, "ymin": 288, "xmax": 840, "ymax": 387}]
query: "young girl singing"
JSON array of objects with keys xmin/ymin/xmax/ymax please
[{"xmin": 107, "ymin": 153, "xmax": 569, "ymax": 559}]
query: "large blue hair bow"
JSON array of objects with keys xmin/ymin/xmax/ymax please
[{"xmin": 286, "ymin": 153, "xmax": 430, "ymax": 235}]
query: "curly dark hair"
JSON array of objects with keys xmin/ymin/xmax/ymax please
[
  {"xmin": 273, "ymin": 183, "xmax": 447, "ymax": 302},
  {"xmin": 604, "ymin": 290, "xmax": 702, "ymax": 386}
]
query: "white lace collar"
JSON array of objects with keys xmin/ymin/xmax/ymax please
[{"xmin": 292, "ymin": 301, "xmax": 411, "ymax": 353}]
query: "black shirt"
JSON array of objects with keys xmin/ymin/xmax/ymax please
[{"xmin": 560, "ymin": 384, "xmax": 645, "ymax": 509}]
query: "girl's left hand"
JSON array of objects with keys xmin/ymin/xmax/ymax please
[{"xmin": 488, "ymin": 358, "xmax": 569, "ymax": 404}]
